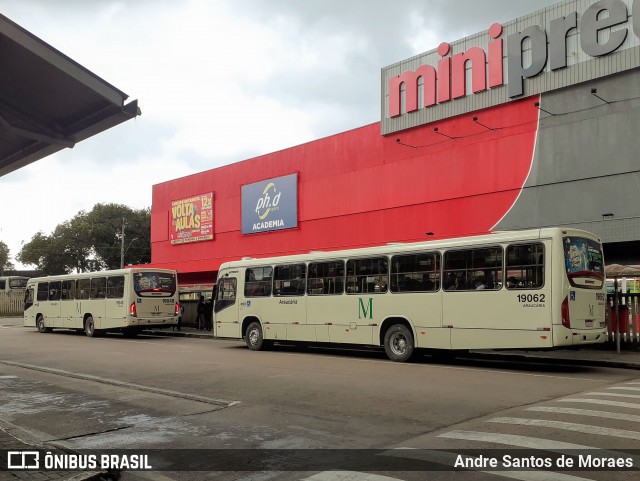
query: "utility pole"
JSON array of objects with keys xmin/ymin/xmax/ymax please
[{"xmin": 120, "ymin": 217, "xmax": 126, "ymax": 269}]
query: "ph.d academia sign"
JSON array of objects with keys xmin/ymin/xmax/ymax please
[{"xmin": 241, "ymin": 173, "xmax": 298, "ymax": 234}]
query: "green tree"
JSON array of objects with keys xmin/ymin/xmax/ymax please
[
  {"xmin": 0, "ymin": 240, "xmax": 13, "ymax": 274},
  {"xmin": 86, "ymin": 203, "xmax": 151, "ymax": 269},
  {"xmin": 17, "ymin": 204, "xmax": 151, "ymax": 274}
]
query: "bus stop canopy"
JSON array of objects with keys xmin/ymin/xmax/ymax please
[{"xmin": 0, "ymin": 14, "xmax": 140, "ymax": 178}]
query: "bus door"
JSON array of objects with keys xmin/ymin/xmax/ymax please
[
  {"xmin": 60, "ymin": 279, "xmax": 77, "ymax": 329},
  {"xmin": 23, "ymin": 285, "xmax": 35, "ymax": 327},
  {"xmin": 215, "ymin": 276, "xmax": 239, "ymax": 338},
  {"xmin": 272, "ymin": 264, "xmax": 311, "ymax": 342}
]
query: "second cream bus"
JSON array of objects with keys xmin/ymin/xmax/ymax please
[{"xmin": 24, "ymin": 268, "xmax": 179, "ymax": 337}]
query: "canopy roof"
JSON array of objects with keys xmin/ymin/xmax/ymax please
[
  {"xmin": 0, "ymin": 14, "xmax": 140, "ymax": 177},
  {"xmin": 605, "ymin": 263, "xmax": 640, "ymax": 277}
]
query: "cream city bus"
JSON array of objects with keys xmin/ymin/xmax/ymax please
[
  {"xmin": 214, "ymin": 228, "xmax": 607, "ymax": 361},
  {"xmin": 24, "ymin": 268, "xmax": 179, "ymax": 337},
  {"xmin": 0, "ymin": 276, "xmax": 29, "ymax": 292},
  {"xmin": 0, "ymin": 276, "xmax": 29, "ymax": 315}
]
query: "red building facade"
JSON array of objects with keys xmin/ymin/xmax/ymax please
[
  {"xmin": 150, "ymin": 0, "xmax": 640, "ymax": 285},
  {"xmin": 151, "ymin": 98, "xmax": 538, "ymax": 286}
]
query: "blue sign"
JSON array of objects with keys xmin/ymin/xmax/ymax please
[{"xmin": 241, "ymin": 173, "xmax": 298, "ymax": 234}]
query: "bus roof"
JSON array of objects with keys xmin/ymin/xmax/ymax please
[
  {"xmin": 25, "ymin": 267, "xmax": 177, "ymax": 284},
  {"xmin": 220, "ymin": 227, "xmax": 600, "ymax": 269}
]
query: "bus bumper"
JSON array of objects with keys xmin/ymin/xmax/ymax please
[
  {"xmin": 570, "ymin": 328, "xmax": 607, "ymax": 345},
  {"xmin": 129, "ymin": 317, "xmax": 177, "ymax": 329}
]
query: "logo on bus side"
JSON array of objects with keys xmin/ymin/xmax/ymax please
[{"xmin": 358, "ymin": 298, "xmax": 373, "ymax": 319}]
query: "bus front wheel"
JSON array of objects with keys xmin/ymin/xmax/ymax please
[
  {"xmin": 36, "ymin": 315, "xmax": 50, "ymax": 333},
  {"xmin": 384, "ymin": 324, "xmax": 414, "ymax": 362},
  {"xmin": 245, "ymin": 321, "xmax": 265, "ymax": 351}
]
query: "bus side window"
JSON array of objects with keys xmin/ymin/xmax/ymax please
[
  {"xmin": 506, "ymin": 243, "xmax": 545, "ymax": 289},
  {"xmin": 37, "ymin": 282, "xmax": 49, "ymax": 301}
]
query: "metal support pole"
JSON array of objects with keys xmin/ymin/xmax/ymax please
[
  {"xmin": 120, "ymin": 217, "xmax": 125, "ymax": 269},
  {"xmin": 614, "ymin": 278, "xmax": 620, "ymax": 355}
]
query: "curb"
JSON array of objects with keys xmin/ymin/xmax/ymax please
[
  {"xmin": 143, "ymin": 329, "xmax": 215, "ymax": 339},
  {"xmin": 464, "ymin": 351, "xmax": 640, "ymax": 371},
  {"xmin": 143, "ymin": 330, "xmax": 640, "ymax": 370},
  {"xmin": 0, "ymin": 419, "xmax": 111, "ymax": 481}
]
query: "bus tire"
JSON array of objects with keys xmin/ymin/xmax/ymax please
[
  {"xmin": 384, "ymin": 324, "xmax": 414, "ymax": 362},
  {"xmin": 85, "ymin": 317, "xmax": 97, "ymax": 338},
  {"xmin": 36, "ymin": 315, "xmax": 51, "ymax": 333},
  {"xmin": 245, "ymin": 321, "xmax": 265, "ymax": 351}
]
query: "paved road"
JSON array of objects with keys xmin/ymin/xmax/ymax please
[{"xmin": 1, "ymin": 324, "xmax": 639, "ymax": 481}]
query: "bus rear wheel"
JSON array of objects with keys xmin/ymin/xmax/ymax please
[
  {"xmin": 245, "ymin": 321, "xmax": 265, "ymax": 351},
  {"xmin": 36, "ymin": 315, "xmax": 51, "ymax": 333},
  {"xmin": 384, "ymin": 324, "xmax": 414, "ymax": 362},
  {"xmin": 84, "ymin": 317, "xmax": 99, "ymax": 338}
]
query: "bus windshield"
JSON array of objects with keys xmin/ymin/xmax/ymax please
[
  {"xmin": 133, "ymin": 271, "xmax": 177, "ymax": 296},
  {"xmin": 563, "ymin": 236, "xmax": 604, "ymax": 288},
  {"xmin": 9, "ymin": 278, "xmax": 28, "ymax": 289}
]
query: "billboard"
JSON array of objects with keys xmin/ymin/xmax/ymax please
[
  {"xmin": 242, "ymin": 173, "xmax": 298, "ymax": 234},
  {"xmin": 170, "ymin": 192, "xmax": 214, "ymax": 245}
]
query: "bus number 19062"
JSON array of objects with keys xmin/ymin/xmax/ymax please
[{"xmin": 517, "ymin": 294, "xmax": 545, "ymax": 303}]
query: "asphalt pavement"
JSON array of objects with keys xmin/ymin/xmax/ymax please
[{"xmin": 1, "ymin": 315, "xmax": 638, "ymax": 480}]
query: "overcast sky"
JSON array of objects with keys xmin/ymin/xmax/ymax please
[{"xmin": 0, "ymin": 0, "xmax": 560, "ymax": 269}]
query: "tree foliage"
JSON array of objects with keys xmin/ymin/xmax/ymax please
[
  {"xmin": 0, "ymin": 240, "xmax": 13, "ymax": 274},
  {"xmin": 17, "ymin": 204, "xmax": 151, "ymax": 275}
]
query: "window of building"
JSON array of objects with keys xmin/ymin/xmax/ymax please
[
  {"xmin": 90, "ymin": 277, "xmax": 107, "ymax": 299},
  {"xmin": 506, "ymin": 243, "xmax": 544, "ymax": 289},
  {"xmin": 307, "ymin": 261, "xmax": 345, "ymax": 295},
  {"xmin": 346, "ymin": 257, "xmax": 388, "ymax": 294},
  {"xmin": 391, "ymin": 252, "xmax": 441, "ymax": 292},
  {"xmin": 245, "ymin": 267, "xmax": 273, "ymax": 297},
  {"xmin": 107, "ymin": 276, "xmax": 125, "ymax": 299},
  {"xmin": 443, "ymin": 247, "xmax": 503, "ymax": 291},
  {"xmin": 274, "ymin": 264, "xmax": 306, "ymax": 296},
  {"xmin": 0, "ymin": 280, "xmax": 5, "ymax": 290}
]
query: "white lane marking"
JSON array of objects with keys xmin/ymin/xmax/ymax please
[
  {"xmin": 0, "ymin": 375, "xmax": 18, "ymax": 379},
  {"xmin": 607, "ymin": 386, "xmax": 640, "ymax": 392},
  {"xmin": 558, "ymin": 398, "xmax": 640, "ymax": 409},
  {"xmin": 303, "ymin": 472, "xmax": 402, "ymax": 481},
  {"xmin": 488, "ymin": 417, "xmax": 640, "ymax": 440},
  {"xmin": 582, "ymin": 392, "xmax": 640, "ymax": 399},
  {"xmin": 439, "ymin": 430, "xmax": 596, "ymax": 450},
  {"xmin": 440, "ymin": 430, "xmax": 640, "ymax": 465},
  {"xmin": 527, "ymin": 406, "xmax": 640, "ymax": 422},
  {"xmin": 383, "ymin": 449, "xmax": 591, "ymax": 481}
]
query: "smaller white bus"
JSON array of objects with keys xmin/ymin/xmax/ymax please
[
  {"xmin": 24, "ymin": 268, "xmax": 179, "ymax": 337},
  {"xmin": 0, "ymin": 276, "xmax": 29, "ymax": 315},
  {"xmin": 0, "ymin": 276, "xmax": 29, "ymax": 292}
]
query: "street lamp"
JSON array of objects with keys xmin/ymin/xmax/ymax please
[{"xmin": 120, "ymin": 238, "xmax": 138, "ymax": 269}]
